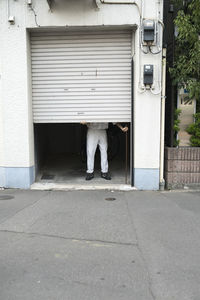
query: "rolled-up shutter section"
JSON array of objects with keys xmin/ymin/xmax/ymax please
[{"xmin": 31, "ymin": 30, "xmax": 132, "ymax": 123}]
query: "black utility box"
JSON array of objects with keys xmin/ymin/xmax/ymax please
[{"xmin": 144, "ymin": 65, "xmax": 154, "ymax": 85}]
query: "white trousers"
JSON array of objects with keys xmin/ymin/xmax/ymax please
[{"xmin": 87, "ymin": 128, "xmax": 108, "ymax": 173}]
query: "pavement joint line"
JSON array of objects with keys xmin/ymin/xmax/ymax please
[
  {"xmin": 125, "ymin": 195, "xmax": 156, "ymax": 300},
  {"xmin": 161, "ymin": 189, "xmax": 200, "ymax": 193},
  {"xmin": 0, "ymin": 191, "xmax": 50, "ymax": 226},
  {"xmin": 0, "ymin": 229, "xmax": 139, "ymax": 247}
]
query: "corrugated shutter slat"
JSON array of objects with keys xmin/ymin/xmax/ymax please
[{"xmin": 31, "ymin": 30, "xmax": 132, "ymax": 123}]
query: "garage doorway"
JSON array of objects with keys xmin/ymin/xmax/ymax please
[
  {"xmin": 31, "ymin": 28, "xmax": 133, "ymax": 187},
  {"xmin": 34, "ymin": 123, "xmax": 130, "ymax": 185}
]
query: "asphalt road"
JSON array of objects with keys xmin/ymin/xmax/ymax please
[{"xmin": 0, "ymin": 189, "xmax": 200, "ymax": 300}]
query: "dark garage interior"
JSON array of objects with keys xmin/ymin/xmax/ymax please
[{"xmin": 34, "ymin": 123, "xmax": 130, "ymax": 185}]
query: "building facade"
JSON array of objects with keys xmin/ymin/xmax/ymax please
[{"xmin": 0, "ymin": 0, "xmax": 164, "ymax": 190}]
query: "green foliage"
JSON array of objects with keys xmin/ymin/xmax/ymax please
[
  {"xmin": 186, "ymin": 113, "xmax": 200, "ymax": 146},
  {"xmin": 170, "ymin": 0, "xmax": 200, "ymax": 104},
  {"xmin": 173, "ymin": 108, "xmax": 182, "ymax": 147}
]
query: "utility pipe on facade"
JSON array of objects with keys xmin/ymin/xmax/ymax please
[
  {"xmin": 159, "ymin": 47, "xmax": 167, "ymax": 190},
  {"xmin": 97, "ymin": 0, "xmax": 142, "ymax": 16}
]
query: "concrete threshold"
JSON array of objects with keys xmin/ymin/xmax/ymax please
[{"xmin": 31, "ymin": 182, "xmax": 136, "ymax": 191}]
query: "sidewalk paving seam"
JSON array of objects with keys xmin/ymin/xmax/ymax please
[
  {"xmin": 0, "ymin": 191, "xmax": 50, "ymax": 226},
  {"xmin": 133, "ymin": 190, "xmax": 200, "ymax": 194},
  {"xmin": 0, "ymin": 229, "xmax": 139, "ymax": 247},
  {"xmin": 125, "ymin": 195, "xmax": 156, "ymax": 300}
]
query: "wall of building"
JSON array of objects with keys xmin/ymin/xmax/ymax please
[{"xmin": 0, "ymin": 0, "xmax": 163, "ymax": 190}]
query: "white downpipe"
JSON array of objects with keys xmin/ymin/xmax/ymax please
[{"xmin": 159, "ymin": 48, "xmax": 167, "ymax": 190}]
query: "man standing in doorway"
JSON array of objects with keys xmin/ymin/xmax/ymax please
[{"xmin": 80, "ymin": 122, "xmax": 128, "ymax": 180}]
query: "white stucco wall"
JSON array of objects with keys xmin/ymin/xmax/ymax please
[
  {"xmin": 0, "ymin": 0, "xmax": 163, "ymax": 189},
  {"xmin": 0, "ymin": 2, "xmax": 34, "ymax": 168},
  {"xmin": 0, "ymin": 37, "xmax": 4, "ymax": 167}
]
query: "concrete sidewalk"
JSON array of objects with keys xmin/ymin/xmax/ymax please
[{"xmin": 0, "ymin": 189, "xmax": 200, "ymax": 300}]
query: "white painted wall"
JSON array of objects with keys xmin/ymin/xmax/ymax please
[
  {"xmin": 0, "ymin": 0, "xmax": 163, "ymax": 187},
  {"xmin": 0, "ymin": 1, "xmax": 34, "ymax": 168},
  {"xmin": 0, "ymin": 32, "xmax": 4, "ymax": 167}
]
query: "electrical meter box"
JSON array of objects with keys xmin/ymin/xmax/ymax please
[
  {"xmin": 143, "ymin": 20, "xmax": 155, "ymax": 43},
  {"xmin": 144, "ymin": 65, "xmax": 153, "ymax": 85}
]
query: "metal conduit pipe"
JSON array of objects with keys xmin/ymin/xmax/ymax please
[
  {"xmin": 131, "ymin": 58, "xmax": 135, "ymax": 187},
  {"xmin": 159, "ymin": 48, "xmax": 167, "ymax": 191},
  {"xmin": 97, "ymin": 0, "xmax": 142, "ymax": 16}
]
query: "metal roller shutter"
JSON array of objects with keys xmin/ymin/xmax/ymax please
[{"xmin": 31, "ymin": 30, "xmax": 132, "ymax": 123}]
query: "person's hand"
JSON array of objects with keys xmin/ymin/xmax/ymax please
[
  {"xmin": 80, "ymin": 121, "xmax": 87, "ymax": 125},
  {"xmin": 121, "ymin": 126, "xmax": 128, "ymax": 132},
  {"xmin": 116, "ymin": 123, "xmax": 128, "ymax": 133}
]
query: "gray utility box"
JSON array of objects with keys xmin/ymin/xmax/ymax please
[
  {"xmin": 144, "ymin": 65, "xmax": 153, "ymax": 85},
  {"xmin": 143, "ymin": 19, "xmax": 155, "ymax": 43}
]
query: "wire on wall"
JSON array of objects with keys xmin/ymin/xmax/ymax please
[
  {"xmin": 149, "ymin": 45, "xmax": 162, "ymax": 55},
  {"xmin": 29, "ymin": 3, "xmax": 40, "ymax": 27},
  {"xmin": 150, "ymin": 84, "xmax": 161, "ymax": 95}
]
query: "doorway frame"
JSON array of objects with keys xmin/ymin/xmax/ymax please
[{"xmin": 29, "ymin": 26, "xmax": 136, "ymax": 188}]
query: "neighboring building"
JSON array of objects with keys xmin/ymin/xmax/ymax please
[{"xmin": 0, "ymin": 0, "xmax": 164, "ymax": 190}]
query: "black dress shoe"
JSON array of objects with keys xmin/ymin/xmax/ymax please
[
  {"xmin": 85, "ymin": 172, "xmax": 94, "ymax": 181},
  {"xmin": 101, "ymin": 172, "xmax": 111, "ymax": 180}
]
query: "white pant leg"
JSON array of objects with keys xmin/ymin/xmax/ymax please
[
  {"xmin": 87, "ymin": 129, "xmax": 98, "ymax": 173},
  {"xmin": 98, "ymin": 130, "xmax": 108, "ymax": 173}
]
